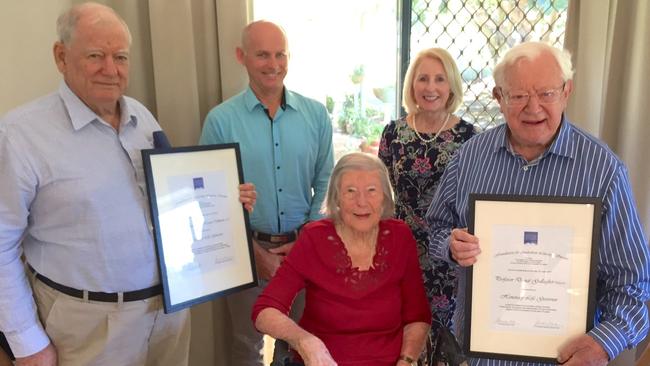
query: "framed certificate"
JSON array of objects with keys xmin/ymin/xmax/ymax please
[
  {"xmin": 466, "ymin": 194, "xmax": 601, "ymax": 363},
  {"xmin": 142, "ymin": 144, "xmax": 257, "ymax": 313}
]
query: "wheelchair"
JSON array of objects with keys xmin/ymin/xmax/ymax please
[{"xmin": 270, "ymin": 339, "xmax": 303, "ymax": 366}]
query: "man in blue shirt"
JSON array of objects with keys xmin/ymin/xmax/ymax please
[
  {"xmin": 426, "ymin": 42, "xmax": 649, "ymax": 365},
  {"xmin": 200, "ymin": 20, "xmax": 334, "ymax": 365}
]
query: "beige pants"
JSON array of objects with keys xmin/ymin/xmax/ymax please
[{"xmin": 31, "ymin": 277, "xmax": 190, "ymax": 366}]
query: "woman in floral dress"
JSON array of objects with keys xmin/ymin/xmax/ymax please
[{"xmin": 379, "ymin": 47, "xmax": 478, "ymax": 360}]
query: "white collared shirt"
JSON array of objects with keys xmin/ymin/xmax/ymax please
[{"xmin": 0, "ymin": 82, "xmax": 162, "ymax": 356}]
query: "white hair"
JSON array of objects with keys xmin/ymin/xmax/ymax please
[
  {"xmin": 57, "ymin": 2, "xmax": 132, "ymax": 46},
  {"xmin": 322, "ymin": 152, "xmax": 395, "ymax": 222},
  {"xmin": 493, "ymin": 42, "xmax": 573, "ymax": 87}
]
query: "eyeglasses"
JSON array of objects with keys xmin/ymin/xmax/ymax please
[{"xmin": 498, "ymin": 82, "xmax": 566, "ymax": 106}]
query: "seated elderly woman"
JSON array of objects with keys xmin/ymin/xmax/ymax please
[{"xmin": 252, "ymin": 152, "xmax": 431, "ymax": 366}]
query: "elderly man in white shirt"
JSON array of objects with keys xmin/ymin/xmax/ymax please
[{"xmin": 0, "ymin": 3, "xmax": 255, "ymax": 366}]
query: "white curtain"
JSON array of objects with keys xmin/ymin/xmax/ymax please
[
  {"xmin": 565, "ymin": 1, "xmax": 650, "ymax": 364},
  {"xmin": 112, "ymin": 0, "xmax": 248, "ymax": 147},
  {"xmin": 112, "ymin": 0, "xmax": 249, "ymax": 364},
  {"xmin": 565, "ymin": 0, "xmax": 649, "ymax": 232},
  {"xmin": 145, "ymin": 1, "xmax": 249, "ymax": 365}
]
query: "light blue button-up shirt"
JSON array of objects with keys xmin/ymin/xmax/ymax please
[
  {"xmin": 199, "ymin": 87, "xmax": 334, "ymax": 234},
  {"xmin": 426, "ymin": 118, "xmax": 650, "ymax": 365},
  {"xmin": 0, "ymin": 82, "xmax": 162, "ymax": 356}
]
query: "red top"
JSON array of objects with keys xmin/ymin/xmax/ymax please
[{"xmin": 252, "ymin": 219, "xmax": 431, "ymax": 366}]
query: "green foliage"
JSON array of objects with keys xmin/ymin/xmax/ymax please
[
  {"xmin": 337, "ymin": 93, "xmax": 384, "ymax": 142},
  {"xmin": 325, "ymin": 95, "xmax": 335, "ymax": 114},
  {"xmin": 337, "ymin": 94, "xmax": 356, "ymax": 132},
  {"xmin": 349, "ymin": 65, "xmax": 365, "ymax": 84},
  {"xmin": 349, "ymin": 113, "xmax": 384, "ymax": 142}
]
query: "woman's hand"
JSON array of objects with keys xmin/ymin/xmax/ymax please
[
  {"xmin": 255, "ymin": 309, "xmax": 336, "ymax": 366},
  {"xmin": 296, "ymin": 335, "xmax": 338, "ymax": 366}
]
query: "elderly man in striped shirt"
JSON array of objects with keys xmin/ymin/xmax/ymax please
[{"xmin": 426, "ymin": 41, "xmax": 649, "ymax": 366}]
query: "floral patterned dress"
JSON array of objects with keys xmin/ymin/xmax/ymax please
[{"xmin": 378, "ymin": 116, "xmax": 478, "ymax": 336}]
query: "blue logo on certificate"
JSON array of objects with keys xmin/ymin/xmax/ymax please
[
  {"xmin": 193, "ymin": 177, "xmax": 205, "ymax": 190},
  {"xmin": 523, "ymin": 231, "xmax": 538, "ymax": 245}
]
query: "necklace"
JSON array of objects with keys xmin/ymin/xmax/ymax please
[{"xmin": 412, "ymin": 113, "xmax": 451, "ymax": 143}]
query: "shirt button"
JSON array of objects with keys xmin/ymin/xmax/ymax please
[
  {"xmin": 523, "ymin": 166, "xmax": 529, "ymax": 171},
  {"xmin": 275, "ymin": 143, "xmax": 279, "ymax": 146},
  {"xmin": 276, "ymin": 166, "xmax": 280, "ymax": 170},
  {"xmin": 279, "ymin": 188, "xmax": 283, "ymax": 192},
  {"xmin": 280, "ymin": 211, "xmax": 284, "ymax": 215}
]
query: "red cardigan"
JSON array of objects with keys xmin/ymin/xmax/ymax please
[{"xmin": 252, "ymin": 219, "xmax": 431, "ymax": 366}]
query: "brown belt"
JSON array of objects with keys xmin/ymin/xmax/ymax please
[
  {"xmin": 252, "ymin": 230, "xmax": 298, "ymax": 249},
  {"xmin": 28, "ymin": 265, "xmax": 161, "ymax": 302}
]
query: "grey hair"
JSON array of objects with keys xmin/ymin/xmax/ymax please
[
  {"xmin": 321, "ymin": 152, "xmax": 395, "ymax": 223},
  {"xmin": 57, "ymin": 2, "xmax": 132, "ymax": 46},
  {"xmin": 493, "ymin": 42, "xmax": 574, "ymax": 87}
]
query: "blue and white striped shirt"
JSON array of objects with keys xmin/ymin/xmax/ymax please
[{"xmin": 426, "ymin": 117, "xmax": 650, "ymax": 365}]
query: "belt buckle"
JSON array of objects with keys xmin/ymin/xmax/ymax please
[{"xmin": 270, "ymin": 234, "xmax": 288, "ymax": 243}]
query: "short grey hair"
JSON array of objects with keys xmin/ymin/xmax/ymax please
[
  {"xmin": 493, "ymin": 42, "xmax": 574, "ymax": 87},
  {"xmin": 322, "ymin": 152, "xmax": 395, "ymax": 222},
  {"xmin": 402, "ymin": 47, "xmax": 464, "ymax": 115},
  {"xmin": 57, "ymin": 2, "xmax": 132, "ymax": 46}
]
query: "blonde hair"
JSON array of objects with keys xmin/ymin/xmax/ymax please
[{"xmin": 402, "ymin": 47, "xmax": 463, "ymax": 115}]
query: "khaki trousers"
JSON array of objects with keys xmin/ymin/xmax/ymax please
[{"xmin": 31, "ymin": 277, "xmax": 190, "ymax": 366}]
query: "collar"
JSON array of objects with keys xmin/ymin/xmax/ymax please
[
  {"xmin": 546, "ymin": 115, "xmax": 576, "ymax": 160},
  {"xmin": 58, "ymin": 81, "xmax": 137, "ymax": 131},
  {"xmin": 493, "ymin": 114, "xmax": 575, "ymax": 161},
  {"xmin": 243, "ymin": 86, "xmax": 294, "ymax": 112}
]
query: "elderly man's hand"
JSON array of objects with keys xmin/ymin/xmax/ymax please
[
  {"xmin": 15, "ymin": 343, "xmax": 57, "ymax": 366},
  {"xmin": 238, "ymin": 183, "xmax": 257, "ymax": 213},
  {"xmin": 449, "ymin": 228, "xmax": 480, "ymax": 267},
  {"xmin": 557, "ymin": 334, "xmax": 608, "ymax": 365},
  {"xmin": 253, "ymin": 240, "xmax": 284, "ymax": 281}
]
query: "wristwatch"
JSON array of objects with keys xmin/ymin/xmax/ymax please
[{"xmin": 398, "ymin": 354, "xmax": 416, "ymax": 365}]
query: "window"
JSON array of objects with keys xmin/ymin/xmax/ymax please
[
  {"xmin": 253, "ymin": 0, "xmax": 400, "ymax": 158},
  {"xmin": 253, "ymin": 1, "xmax": 568, "ymax": 162},
  {"xmin": 407, "ymin": 0, "xmax": 568, "ymax": 129}
]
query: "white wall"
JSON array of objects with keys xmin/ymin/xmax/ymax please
[
  {"xmin": 0, "ymin": 1, "xmax": 156, "ymax": 116},
  {"xmin": 0, "ymin": 2, "xmax": 71, "ymax": 114}
]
